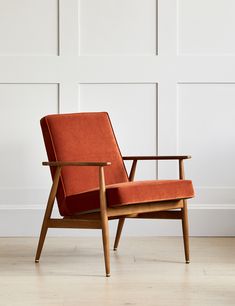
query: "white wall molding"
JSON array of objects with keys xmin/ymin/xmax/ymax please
[
  {"xmin": 189, "ymin": 204, "xmax": 235, "ymax": 210},
  {"xmin": 0, "ymin": 0, "xmax": 235, "ymax": 236},
  {"xmin": 0, "ymin": 206, "xmax": 234, "ymax": 237}
]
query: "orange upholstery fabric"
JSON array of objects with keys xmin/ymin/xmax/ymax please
[
  {"xmin": 41, "ymin": 112, "xmax": 129, "ymax": 216},
  {"xmin": 41, "ymin": 112, "xmax": 194, "ymax": 217},
  {"xmin": 66, "ymin": 180, "xmax": 194, "ymax": 214}
]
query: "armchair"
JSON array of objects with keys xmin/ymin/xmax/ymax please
[{"xmin": 35, "ymin": 112, "xmax": 194, "ymax": 277}]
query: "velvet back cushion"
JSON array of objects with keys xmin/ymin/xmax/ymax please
[{"xmin": 41, "ymin": 112, "xmax": 129, "ymax": 215}]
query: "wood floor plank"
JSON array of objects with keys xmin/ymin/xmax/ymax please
[{"xmin": 0, "ymin": 237, "xmax": 235, "ymax": 306}]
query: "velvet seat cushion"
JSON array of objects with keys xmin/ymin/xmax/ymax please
[{"xmin": 64, "ymin": 179, "xmax": 194, "ymax": 215}]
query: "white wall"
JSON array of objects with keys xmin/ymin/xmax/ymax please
[{"xmin": 0, "ymin": 0, "xmax": 235, "ymax": 237}]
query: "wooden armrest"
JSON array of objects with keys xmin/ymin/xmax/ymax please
[
  {"xmin": 122, "ymin": 155, "xmax": 191, "ymax": 161},
  {"xmin": 42, "ymin": 161, "xmax": 111, "ymax": 167},
  {"xmin": 124, "ymin": 156, "xmax": 191, "ymax": 181}
]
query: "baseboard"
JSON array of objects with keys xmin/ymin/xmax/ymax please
[{"xmin": 0, "ymin": 205, "xmax": 234, "ymax": 237}]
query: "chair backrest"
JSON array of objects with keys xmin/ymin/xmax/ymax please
[{"xmin": 41, "ymin": 112, "xmax": 129, "ymax": 215}]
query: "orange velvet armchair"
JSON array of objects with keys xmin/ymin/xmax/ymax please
[{"xmin": 35, "ymin": 112, "xmax": 194, "ymax": 277}]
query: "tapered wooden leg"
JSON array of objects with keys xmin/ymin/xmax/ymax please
[
  {"xmin": 113, "ymin": 218, "xmax": 125, "ymax": 251},
  {"xmin": 181, "ymin": 201, "xmax": 190, "ymax": 263},
  {"xmin": 99, "ymin": 166, "xmax": 110, "ymax": 277},
  {"xmin": 35, "ymin": 166, "xmax": 61, "ymax": 263},
  {"xmin": 35, "ymin": 221, "xmax": 48, "ymax": 262},
  {"xmin": 179, "ymin": 160, "xmax": 190, "ymax": 263},
  {"xmin": 101, "ymin": 215, "xmax": 110, "ymax": 277}
]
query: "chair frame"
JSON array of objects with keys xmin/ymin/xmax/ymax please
[{"xmin": 35, "ymin": 155, "xmax": 191, "ymax": 277}]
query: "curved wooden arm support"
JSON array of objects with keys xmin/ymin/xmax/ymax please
[
  {"xmin": 41, "ymin": 162, "xmax": 110, "ymax": 211},
  {"xmin": 123, "ymin": 155, "xmax": 191, "ymax": 181}
]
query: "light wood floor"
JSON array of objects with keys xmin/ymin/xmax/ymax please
[{"xmin": 0, "ymin": 237, "xmax": 234, "ymax": 306}]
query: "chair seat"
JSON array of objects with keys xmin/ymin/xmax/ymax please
[{"xmin": 65, "ymin": 180, "xmax": 194, "ymax": 215}]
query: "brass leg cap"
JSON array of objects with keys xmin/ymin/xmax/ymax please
[
  {"xmin": 186, "ymin": 260, "xmax": 190, "ymax": 264},
  {"xmin": 35, "ymin": 260, "xmax": 39, "ymax": 263},
  {"xmin": 106, "ymin": 273, "xmax": 111, "ymax": 277}
]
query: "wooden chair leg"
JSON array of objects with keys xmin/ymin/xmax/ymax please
[
  {"xmin": 35, "ymin": 221, "xmax": 48, "ymax": 262},
  {"xmin": 113, "ymin": 218, "xmax": 125, "ymax": 251},
  {"xmin": 99, "ymin": 166, "xmax": 110, "ymax": 277},
  {"xmin": 101, "ymin": 216, "xmax": 110, "ymax": 277},
  {"xmin": 181, "ymin": 200, "xmax": 190, "ymax": 263},
  {"xmin": 35, "ymin": 166, "xmax": 61, "ymax": 263}
]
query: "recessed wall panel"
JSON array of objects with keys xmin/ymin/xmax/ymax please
[
  {"xmin": 178, "ymin": 84, "xmax": 235, "ymax": 204},
  {"xmin": 0, "ymin": 84, "xmax": 58, "ymax": 205},
  {"xmin": 80, "ymin": 83, "xmax": 157, "ymax": 180},
  {"xmin": 178, "ymin": 0, "xmax": 235, "ymax": 55},
  {"xmin": 79, "ymin": 0, "xmax": 157, "ymax": 55},
  {"xmin": 0, "ymin": 0, "xmax": 58, "ymax": 55}
]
